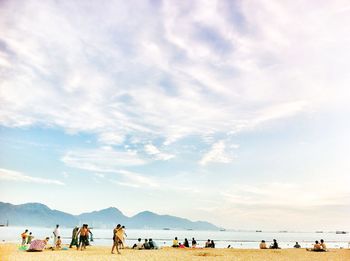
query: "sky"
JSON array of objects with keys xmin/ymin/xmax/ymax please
[{"xmin": 1, "ymin": 0, "xmax": 350, "ymax": 231}]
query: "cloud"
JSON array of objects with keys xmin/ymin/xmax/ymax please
[
  {"xmin": 1, "ymin": 0, "xmax": 346, "ymax": 151},
  {"xmin": 144, "ymin": 144, "xmax": 175, "ymax": 160},
  {"xmin": 112, "ymin": 170, "xmax": 159, "ymax": 188},
  {"xmin": 199, "ymin": 140, "xmax": 235, "ymax": 165},
  {"xmin": 0, "ymin": 168, "xmax": 64, "ymax": 185},
  {"xmin": 62, "ymin": 146, "xmax": 146, "ymax": 172}
]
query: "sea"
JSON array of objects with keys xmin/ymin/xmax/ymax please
[{"xmin": 1, "ymin": 227, "xmax": 349, "ymax": 249}]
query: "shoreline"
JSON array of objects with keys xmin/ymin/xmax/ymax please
[{"xmin": 1, "ymin": 243, "xmax": 349, "ymax": 261}]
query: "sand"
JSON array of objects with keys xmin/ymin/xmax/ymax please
[{"xmin": 1, "ymin": 244, "xmax": 349, "ymax": 261}]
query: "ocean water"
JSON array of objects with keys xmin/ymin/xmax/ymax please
[{"xmin": 1, "ymin": 227, "xmax": 349, "ymax": 249}]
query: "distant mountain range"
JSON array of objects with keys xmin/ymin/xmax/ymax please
[{"xmin": 0, "ymin": 202, "xmax": 220, "ymax": 230}]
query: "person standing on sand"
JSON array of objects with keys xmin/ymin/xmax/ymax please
[
  {"xmin": 111, "ymin": 224, "xmax": 122, "ymax": 254},
  {"xmin": 53, "ymin": 224, "xmax": 60, "ymax": 245},
  {"xmin": 21, "ymin": 229, "xmax": 28, "ymax": 245},
  {"xmin": 27, "ymin": 232, "xmax": 34, "ymax": 244},
  {"xmin": 69, "ymin": 226, "xmax": 79, "ymax": 248},
  {"xmin": 77, "ymin": 224, "xmax": 90, "ymax": 250}
]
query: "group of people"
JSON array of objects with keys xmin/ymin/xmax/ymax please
[
  {"xmin": 259, "ymin": 239, "xmax": 327, "ymax": 251},
  {"xmin": 307, "ymin": 239, "xmax": 328, "ymax": 252},
  {"xmin": 132, "ymin": 238, "xmax": 158, "ymax": 249},
  {"xmin": 20, "ymin": 230, "xmax": 34, "ymax": 245},
  {"xmin": 20, "ymin": 224, "xmax": 93, "ymax": 252},
  {"xmin": 111, "ymin": 224, "xmax": 127, "ymax": 254},
  {"xmin": 259, "ymin": 239, "xmax": 280, "ymax": 249},
  {"xmin": 171, "ymin": 237, "xmax": 215, "ymax": 248},
  {"xmin": 69, "ymin": 224, "xmax": 93, "ymax": 250}
]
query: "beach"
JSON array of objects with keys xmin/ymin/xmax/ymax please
[{"xmin": 1, "ymin": 244, "xmax": 349, "ymax": 261}]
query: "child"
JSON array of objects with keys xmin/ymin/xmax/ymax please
[
  {"xmin": 55, "ymin": 236, "xmax": 62, "ymax": 249},
  {"xmin": 27, "ymin": 232, "xmax": 34, "ymax": 244}
]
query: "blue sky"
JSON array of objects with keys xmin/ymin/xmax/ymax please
[{"xmin": 1, "ymin": 0, "xmax": 350, "ymax": 230}]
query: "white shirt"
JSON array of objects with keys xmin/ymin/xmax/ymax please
[{"xmin": 53, "ymin": 228, "xmax": 60, "ymax": 237}]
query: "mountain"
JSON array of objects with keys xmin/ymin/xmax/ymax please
[
  {"xmin": 0, "ymin": 202, "xmax": 220, "ymax": 230},
  {"xmin": 128, "ymin": 211, "xmax": 218, "ymax": 230}
]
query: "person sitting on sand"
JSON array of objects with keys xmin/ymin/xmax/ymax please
[
  {"xmin": 192, "ymin": 237, "xmax": 197, "ymax": 248},
  {"xmin": 143, "ymin": 239, "xmax": 151, "ymax": 249},
  {"xmin": 27, "ymin": 232, "xmax": 34, "ymax": 244},
  {"xmin": 55, "ymin": 236, "xmax": 62, "ymax": 249},
  {"xmin": 260, "ymin": 240, "xmax": 267, "ymax": 249},
  {"xmin": 205, "ymin": 239, "xmax": 211, "ymax": 248},
  {"xmin": 294, "ymin": 242, "xmax": 301, "ymax": 248},
  {"xmin": 149, "ymin": 238, "xmax": 157, "ymax": 249},
  {"xmin": 172, "ymin": 237, "xmax": 179, "ymax": 247},
  {"xmin": 27, "ymin": 237, "xmax": 50, "ymax": 252},
  {"xmin": 132, "ymin": 238, "xmax": 143, "ymax": 249},
  {"xmin": 307, "ymin": 240, "xmax": 323, "ymax": 251},
  {"xmin": 269, "ymin": 239, "xmax": 280, "ymax": 249},
  {"xmin": 210, "ymin": 240, "xmax": 215, "ymax": 248},
  {"xmin": 184, "ymin": 238, "xmax": 189, "ymax": 248},
  {"xmin": 320, "ymin": 239, "xmax": 327, "ymax": 251},
  {"xmin": 179, "ymin": 243, "xmax": 185, "ymax": 248},
  {"xmin": 21, "ymin": 229, "xmax": 28, "ymax": 246},
  {"xmin": 111, "ymin": 224, "xmax": 122, "ymax": 254}
]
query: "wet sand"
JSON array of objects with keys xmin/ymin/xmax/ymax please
[{"xmin": 1, "ymin": 243, "xmax": 349, "ymax": 261}]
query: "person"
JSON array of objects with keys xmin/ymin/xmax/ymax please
[
  {"xmin": 260, "ymin": 240, "xmax": 267, "ymax": 249},
  {"xmin": 192, "ymin": 237, "xmax": 197, "ymax": 248},
  {"xmin": 27, "ymin": 232, "xmax": 34, "ymax": 244},
  {"xmin": 132, "ymin": 238, "xmax": 143, "ymax": 249},
  {"xmin": 149, "ymin": 238, "xmax": 157, "ymax": 249},
  {"xmin": 121, "ymin": 226, "xmax": 127, "ymax": 248},
  {"xmin": 172, "ymin": 237, "xmax": 179, "ymax": 247},
  {"xmin": 77, "ymin": 224, "xmax": 90, "ymax": 251},
  {"xmin": 143, "ymin": 239, "xmax": 151, "ymax": 249},
  {"xmin": 179, "ymin": 242, "xmax": 185, "ymax": 248},
  {"xmin": 184, "ymin": 238, "xmax": 189, "ymax": 248},
  {"xmin": 210, "ymin": 240, "xmax": 215, "ymax": 248},
  {"xmin": 27, "ymin": 237, "xmax": 50, "ymax": 252},
  {"xmin": 111, "ymin": 224, "xmax": 122, "ymax": 254},
  {"xmin": 270, "ymin": 239, "xmax": 279, "ymax": 249},
  {"xmin": 21, "ymin": 229, "xmax": 28, "ymax": 245},
  {"xmin": 294, "ymin": 242, "xmax": 301, "ymax": 248},
  {"xmin": 227, "ymin": 245, "xmax": 231, "ymax": 248},
  {"xmin": 320, "ymin": 239, "xmax": 327, "ymax": 251},
  {"xmin": 53, "ymin": 225, "xmax": 60, "ymax": 245},
  {"xmin": 55, "ymin": 236, "xmax": 62, "ymax": 249},
  {"xmin": 205, "ymin": 239, "xmax": 211, "ymax": 248},
  {"xmin": 69, "ymin": 226, "xmax": 79, "ymax": 248}
]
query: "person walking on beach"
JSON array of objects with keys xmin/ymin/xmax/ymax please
[
  {"xmin": 53, "ymin": 224, "xmax": 60, "ymax": 245},
  {"xmin": 69, "ymin": 226, "xmax": 79, "ymax": 248},
  {"xmin": 111, "ymin": 224, "xmax": 122, "ymax": 254},
  {"xmin": 21, "ymin": 229, "xmax": 28, "ymax": 245}
]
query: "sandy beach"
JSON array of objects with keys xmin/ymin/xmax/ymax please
[{"xmin": 1, "ymin": 244, "xmax": 349, "ymax": 261}]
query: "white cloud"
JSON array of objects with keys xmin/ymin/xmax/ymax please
[
  {"xmin": 199, "ymin": 140, "xmax": 234, "ymax": 165},
  {"xmin": 0, "ymin": 168, "xmax": 64, "ymax": 185},
  {"xmin": 1, "ymin": 0, "xmax": 347, "ymax": 150},
  {"xmin": 144, "ymin": 144, "xmax": 175, "ymax": 160},
  {"xmin": 62, "ymin": 147, "xmax": 146, "ymax": 172},
  {"xmin": 113, "ymin": 170, "xmax": 159, "ymax": 188}
]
